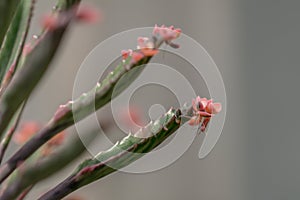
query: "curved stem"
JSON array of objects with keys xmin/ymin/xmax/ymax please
[
  {"xmin": 39, "ymin": 107, "xmax": 186, "ymax": 200},
  {"xmin": 0, "ymin": 35, "xmax": 165, "ymax": 184}
]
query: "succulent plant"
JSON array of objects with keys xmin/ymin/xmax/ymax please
[{"xmin": 0, "ymin": 0, "xmax": 221, "ymax": 199}]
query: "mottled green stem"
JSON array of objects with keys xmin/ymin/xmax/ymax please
[
  {"xmin": 39, "ymin": 107, "xmax": 190, "ymax": 200},
  {"xmin": 0, "ymin": 2, "xmax": 80, "ymax": 139},
  {"xmin": 0, "ymin": 0, "xmax": 21, "ymax": 46},
  {"xmin": 0, "ymin": 102, "xmax": 25, "ymax": 164},
  {"xmin": 0, "ymin": 35, "xmax": 165, "ymax": 184},
  {"xmin": 0, "ymin": 129, "xmax": 98, "ymax": 200},
  {"xmin": 0, "ymin": 0, "xmax": 35, "ymax": 87}
]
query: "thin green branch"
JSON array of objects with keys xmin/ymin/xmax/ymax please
[
  {"xmin": 0, "ymin": 102, "xmax": 26, "ymax": 163},
  {"xmin": 38, "ymin": 107, "xmax": 191, "ymax": 200},
  {"xmin": 0, "ymin": 2, "xmax": 80, "ymax": 139},
  {"xmin": 0, "ymin": 0, "xmax": 35, "ymax": 87},
  {"xmin": 0, "ymin": 129, "xmax": 98, "ymax": 200},
  {"xmin": 0, "ymin": 34, "xmax": 166, "ymax": 184},
  {"xmin": 0, "ymin": 0, "xmax": 21, "ymax": 45}
]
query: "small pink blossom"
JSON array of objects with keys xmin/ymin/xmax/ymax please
[
  {"xmin": 153, "ymin": 24, "xmax": 181, "ymax": 41},
  {"xmin": 188, "ymin": 96, "xmax": 222, "ymax": 132},
  {"xmin": 121, "ymin": 49, "xmax": 144, "ymax": 63},
  {"xmin": 137, "ymin": 37, "xmax": 159, "ymax": 56},
  {"xmin": 206, "ymin": 101, "xmax": 222, "ymax": 114},
  {"xmin": 121, "ymin": 49, "xmax": 133, "ymax": 60},
  {"xmin": 137, "ymin": 37, "xmax": 154, "ymax": 49}
]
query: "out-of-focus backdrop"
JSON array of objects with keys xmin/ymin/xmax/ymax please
[{"xmin": 14, "ymin": 0, "xmax": 300, "ymax": 199}]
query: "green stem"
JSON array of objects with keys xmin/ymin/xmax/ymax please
[
  {"xmin": 0, "ymin": 0, "xmax": 35, "ymax": 87},
  {"xmin": 0, "ymin": 102, "xmax": 25, "ymax": 164},
  {"xmin": 0, "ymin": 0, "xmax": 21, "ymax": 46},
  {"xmin": 0, "ymin": 2, "xmax": 80, "ymax": 139},
  {"xmin": 39, "ymin": 107, "xmax": 188, "ymax": 200},
  {"xmin": 0, "ymin": 35, "xmax": 165, "ymax": 184},
  {"xmin": 0, "ymin": 129, "xmax": 98, "ymax": 200}
]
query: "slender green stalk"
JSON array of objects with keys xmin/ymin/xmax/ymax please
[
  {"xmin": 0, "ymin": 102, "xmax": 25, "ymax": 163},
  {"xmin": 0, "ymin": 2, "xmax": 80, "ymax": 139},
  {"xmin": 0, "ymin": 0, "xmax": 35, "ymax": 86},
  {"xmin": 38, "ymin": 107, "xmax": 190, "ymax": 200},
  {"xmin": 0, "ymin": 129, "xmax": 98, "ymax": 200},
  {"xmin": 0, "ymin": 0, "xmax": 21, "ymax": 46},
  {"xmin": 0, "ymin": 35, "xmax": 166, "ymax": 184}
]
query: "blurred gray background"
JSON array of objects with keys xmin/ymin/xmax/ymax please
[{"xmin": 16, "ymin": 0, "xmax": 300, "ymax": 199}]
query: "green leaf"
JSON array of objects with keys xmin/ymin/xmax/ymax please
[
  {"xmin": 0, "ymin": 10, "xmax": 76, "ymax": 139},
  {"xmin": 0, "ymin": 0, "xmax": 35, "ymax": 85},
  {"xmin": 0, "ymin": 0, "xmax": 21, "ymax": 46},
  {"xmin": 0, "ymin": 35, "xmax": 167, "ymax": 184},
  {"xmin": 39, "ymin": 108, "xmax": 184, "ymax": 199},
  {"xmin": 0, "ymin": 102, "xmax": 25, "ymax": 163},
  {"xmin": 0, "ymin": 129, "xmax": 98, "ymax": 200},
  {"xmin": 56, "ymin": 0, "xmax": 81, "ymax": 10}
]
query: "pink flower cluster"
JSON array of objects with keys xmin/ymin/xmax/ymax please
[
  {"xmin": 188, "ymin": 96, "xmax": 222, "ymax": 132},
  {"xmin": 153, "ymin": 24, "xmax": 181, "ymax": 41},
  {"xmin": 121, "ymin": 49, "xmax": 144, "ymax": 64},
  {"xmin": 121, "ymin": 25, "xmax": 181, "ymax": 64},
  {"xmin": 137, "ymin": 37, "xmax": 159, "ymax": 56},
  {"xmin": 121, "ymin": 38, "xmax": 158, "ymax": 64}
]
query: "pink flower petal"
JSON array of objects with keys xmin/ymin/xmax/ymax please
[
  {"xmin": 121, "ymin": 49, "xmax": 133, "ymax": 60},
  {"xmin": 131, "ymin": 52, "xmax": 144, "ymax": 63},
  {"xmin": 141, "ymin": 49, "xmax": 159, "ymax": 56}
]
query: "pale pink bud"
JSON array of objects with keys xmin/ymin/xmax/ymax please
[
  {"xmin": 131, "ymin": 52, "xmax": 144, "ymax": 64},
  {"xmin": 121, "ymin": 49, "xmax": 133, "ymax": 60},
  {"xmin": 76, "ymin": 5, "xmax": 101, "ymax": 23}
]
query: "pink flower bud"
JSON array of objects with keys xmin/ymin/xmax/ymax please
[
  {"xmin": 121, "ymin": 49, "xmax": 133, "ymax": 60},
  {"xmin": 131, "ymin": 52, "xmax": 144, "ymax": 64},
  {"xmin": 206, "ymin": 102, "xmax": 222, "ymax": 114},
  {"xmin": 188, "ymin": 96, "xmax": 221, "ymax": 132},
  {"xmin": 153, "ymin": 24, "xmax": 181, "ymax": 41},
  {"xmin": 140, "ymin": 49, "xmax": 159, "ymax": 56},
  {"xmin": 76, "ymin": 5, "xmax": 101, "ymax": 23}
]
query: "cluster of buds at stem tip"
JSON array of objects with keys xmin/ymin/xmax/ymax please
[
  {"xmin": 121, "ymin": 37, "xmax": 158, "ymax": 65},
  {"xmin": 188, "ymin": 96, "xmax": 222, "ymax": 132},
  {"xmin": 121, "ymin": 25, "xmax": 181, "ymax": 64},
  {"xmin": 153, "ymin": 24, "xmax": 181, "ymax": 48}
]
